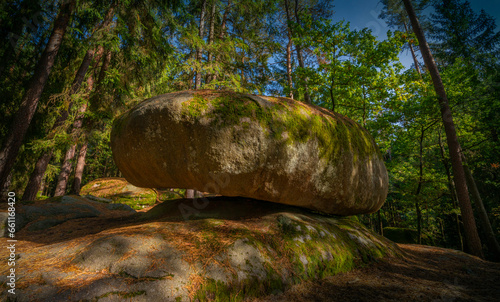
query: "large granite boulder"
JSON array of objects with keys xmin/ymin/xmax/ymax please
[{"xmin": 110, "ymin": 90, "xmax": 388, "ymax": 215}]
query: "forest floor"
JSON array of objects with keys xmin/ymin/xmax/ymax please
[{"xmin": 254, "ymin": 244, "xmax": 500, "ymax": 302}]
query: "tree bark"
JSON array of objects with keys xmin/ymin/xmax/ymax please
[
  {"xmin": 212, "ymin": 0, "xmax": 231, "ymax": 84},
  {"xmin": 415, "ymin": 125, "xmax": 425, "ymax": 244},
  {"xmin": 402, "ymin": 20, "xmax": 422, "ymax": 79},
  {"xmin": 22, "ymin": 151, "xmax": 54, "ymax": 201},
  {"xmin": 71, "ymin": 140, "xmax": 88, "ymax": 195},
  {"xmin": 461, "ymin": 152, "xmax": 500, "ymax": 260},
  {"xmin": 293, "ymin": 0, "xmax": 311, "ymax": 103},
  {"xmin": 194, "ymin": 0, "xmax": 208, "ymax": 89},
  {"xmin": 0, "ymin": 0, "xmax": 76, "ymax": 190},
  {"xmin": 53, "ymin": 102, "xmax": 88, "ymax": 196},
  {"xmin": 0, "ymin": 172, "xmax": 12, "ymax": 202},
  {"xmin": 53, "ymin": 144, "xmax": 77, "ymax": 197},
  {"xmin": 403, "ymin": 0, "xmax": 483, "ymax": 258},
  {"xmin": 21, "ymin": 46, "xmax": 100, "ymax": 202},
  {"xmin": 206, "ymin": 0, "xmax": 217, "ymax": 84},
  {"xmin": 438, "ymin": 130, "xmax": 464, "ymax": 251},
  {"xmin": 286, "ymin": 28, "xmax": 294, "ymax": 99},
  {"xmin": 377, "ymin": 210, "xmax": 383, "ymax": 236},
  {"xmin": 186, "ymin": 189, "xmax": 195, "ymax": 198}
]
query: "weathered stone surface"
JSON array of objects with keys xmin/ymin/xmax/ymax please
[
  {"xmin": 0, "ymin": 197, "xmax": 402, "ymax": 302},
  {"xmin": 3, "ymin": 195, "xmax": 137, "ymax": 235},
  {"xmin": 111, "ymin": 90, "xmax": 388, "ymax": 215}
]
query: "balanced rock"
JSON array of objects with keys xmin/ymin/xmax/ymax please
[{"xmin": 110, "ymin": 90, "xmax": 388, "ymax": 215}]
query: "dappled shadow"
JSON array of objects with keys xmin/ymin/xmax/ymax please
[
  {"xmin": 1, "ymin": 196, "xmax": 397, "ymax": 301},
  {"xmin": 10, "ymin": 236, "xmax": 193, "ymax": 301},
  {"xmin": 253, "ymin": 244, "xmax": 500, "ymax": 302},
  {"xmin": 11, "ymin": 196, "xmax": 321, "ymax": 245}
]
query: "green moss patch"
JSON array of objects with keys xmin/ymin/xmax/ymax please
[
  {"xmin": 184, "ymin": 211, "xmax": 402, "ymax": 301},
  {"xmin": 81, "ymin": 177, "xmax": 184, "ymax": 210},
  {"xmin": 180, "ymin": 91, "xmax": 380, "ymax": 163}
]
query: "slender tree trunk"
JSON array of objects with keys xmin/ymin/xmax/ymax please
[
  {"xmin": 438, "ymin": 130, "xmax": 464, "ymax": 251},
  {"xmin": 194, "ymin": 0, "xmax": 208, "ymax": 89},
  {"xmin": 71, "ymin": 140, "xmax": 88, "ymax": 195},
  {"xmin": 189, "ymin": 0, "xmax": 210, "ymax": 197},
  {"xmin": 0, "ymin": 0, "xmax": 75, "ymax": 190},
  {"xmin": 329, "ymin": 73, "xmax": 336, "ymax": 112},
  {"xmin": 102, "ymin": 157, "xmax": 108, "ymax": 178},
  {"xmin": 53, "ymin": 144, "xmax": 77, "ymax": 196},
  {"xmin": 53, "ymin": 101, "xmax": 88, "ymax": 196},
  {"xmin": 286, "ymin": 28, "xmax": 294, "ymax": 99},
  {"xmin": 21, "ymin": 47, "xmax": 99, "ymax": 201},
  {"xmin": 95, "ymin": 50, "xmax": 112, "ymax": 93},
  {"xmin": 186, "ymin": 189, "xmax": 195, "ymax": 198},
  {"xmin": 293, "ymin": 0, "xmax": 311, "ymax": 104},
  {"xmin": 206, "ymin": 0, "xmax": 216, "ymax": 84},
  {"xmin": 212, "ymin": 0, "xmax": 231, "ymax": 85},
  {"xmin": 461, "ymin": 153, "xmax": 500, "ymax": 260},
  {"xmin": 22, "ymin": 151, "xmax": 54, "ymax": 201},
  {"xmin": 438, "ymin": 218, "xmax": 446, "ymax": 247},
  {"xmin": 0, "ymin": 172, "xmax": 12, "ymax": 202},
  {"xmin": 403, "ymin": 0, "xmax": 483, "ymax": 258},
  {"xmin": 403, "ymin": 20, "xmax": 422, "ymax": 79},
  {"xmin": 415, "ymin": 125, "xmax": 425, "ymax": 244},
  {"xmin": 377, "ymin": 210, "xmax": 383, "ymax": 236}
]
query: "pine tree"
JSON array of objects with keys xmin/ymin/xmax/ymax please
[
  {"xmin": 403, "ymin": 0, "xmax": 484, "ymax": 259},
  {"xmin": 0, "ymin": 0, "xmax": 76, "ymax": 193},
  {"xmin": 429, "ymin": 0, "xmax": 500, "ymax": 66}
]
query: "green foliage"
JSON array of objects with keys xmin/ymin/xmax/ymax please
[
  {"xmin": 383, "ymin": 227, "xmax": 434, "ymax": 245},
  {"xmin": 430, "ymin": 0, "xmax": 500, "ymax": 66},
  {"xmin": 291, "ymin": 15, "xmax": 406, "ymax": 126}
]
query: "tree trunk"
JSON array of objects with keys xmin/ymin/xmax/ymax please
[
  {"xmin": 415, "ymin": 125, "xmax": 425, "ymax": 244},
  {"xmin": 0, "ymin": 172, "xmax": 12, "ymax": 202},
  {"xmin": 206, "ymin": 0, "xmax": 216, "ymax": 84},
  {"xmin": 96, "ymin": 50, "xmax": 112, "ymax": 93},
  {"xmin": 194, "ymin": 0, "xmax": 208, "ymax": 89},
  {"xmin": 286, "ymin": 28, "xmax": 294, "ymax": 99},
  {"xmin": 22, "ymin": 151, "xmax": 54, "ymax": 201},
  {"xmin": 293, "ymin": 0, "xmax": 311, "ymax": 104},
  {"xmin": 403, "ymin": 0, "xmax": 483, "ymax": 258},
  {"xmin": 377, "ymin": 210, "xmax": 383, "ymax": 236},
  {"xmin": 53, "ymin": 102, "xmax": 88, "ymax": 196},
  {"xmin": 438, "ymin": 130, "xmax": 464, "ymax": 251},
  {"xmin": 190, "ymin": 1, "xmax": 210, "ymax": 197},
  {"xmin": 186, "ymin": 189, "xmax": 195, "ymax": 198},
  {"xmin": 21, "ymin": 47, "xmax": 98, "ymax": 201},
  {"xmin": 461, "ymin": 153, "xmax": 500, "ymax": 260},
  {"xmin": 53, "ymin": 144, "xmax": 77, "ymax": 196},
  {"xmin": 71, "ymin": 140, "xmax": 88, "ymax": 195},
  {"xmin": 0, "ymin": 0, "xmax": 75, "ymax": 190},
  {"xmin": 403, "ymin": 20, "xmax": 422, "ymax": 79},
  {"xmin": 212, "ymin": 0, "xmax": 231, "ymax": 84}
]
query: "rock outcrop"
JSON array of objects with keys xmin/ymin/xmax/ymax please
[
  {"xmin": 0, "ymin": 197, "xmax": 402, "ymax": 302},
  {"xmin": 1, "ymin": 195, "xmax": 136, "ymax": 234},
  {"xmin": 111, "ymin": 90, "xmax": 388, "ymax": 215},
  {"xmin": 80, "ymin": 177, "xmax": 186, "ymax": 209}
]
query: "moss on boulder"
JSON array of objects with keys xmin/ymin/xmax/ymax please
[
  {"xmin": 81, "ymin": 177, "xmax": 184, "ymax": 210},
  {"xmin": 110, "ymin": 90, "xmax": 388, "ymax": 215}
]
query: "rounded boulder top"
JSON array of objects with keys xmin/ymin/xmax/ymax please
[{"xmin": 110, "ymin": 90, "xmax": 388, "ymax": 215}]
